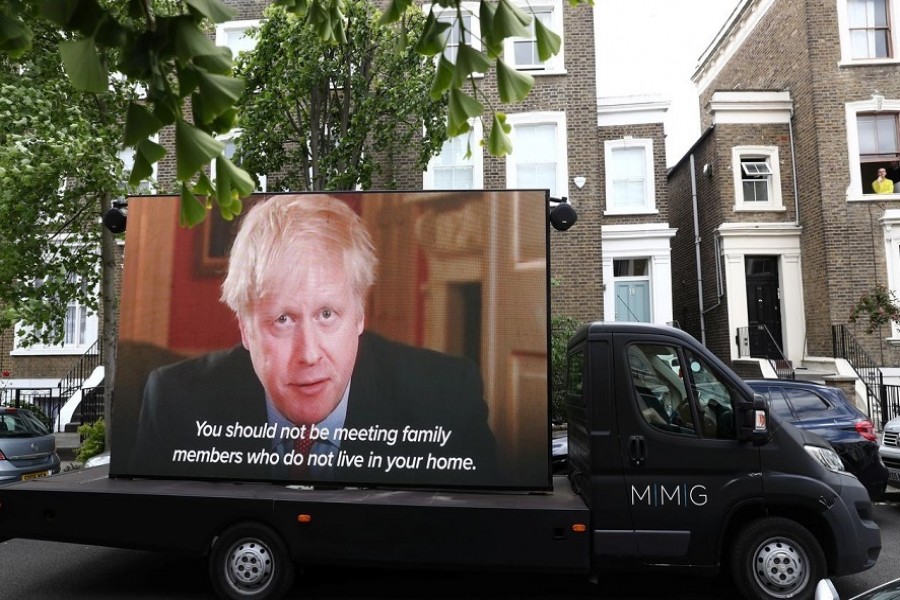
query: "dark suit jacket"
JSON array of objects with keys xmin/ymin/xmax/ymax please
[{"xmin": 130, "ymin": 332, "xmax": 498, "ymax": 488}]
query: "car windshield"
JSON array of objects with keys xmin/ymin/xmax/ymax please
[{"xmin": 0, "ymin": 410, "xmax": 50, "ymax": 437}]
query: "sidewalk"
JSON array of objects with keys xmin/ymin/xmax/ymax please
[{"xmin": 53, "ymin": 431, "xmax": 81, "ymax": 463}]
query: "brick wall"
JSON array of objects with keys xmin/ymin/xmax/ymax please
[{"xmin": 690, "ymin": 0, "xmax": 900, "ymax": 364}]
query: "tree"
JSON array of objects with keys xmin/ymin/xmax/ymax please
[
  {"xmin": 0, "ymin": 0, "xmax": 581, "ymax": 224},
  {"xmin": 0, "ymin": 18, "xmax": 133, "ymax": 440},
  {"xmin": 235, "ymin": 1, "xmax": 447, "ymax": 192}
]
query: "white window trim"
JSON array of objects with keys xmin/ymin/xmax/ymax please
[
  {"xmin": 214, "ymin": 129, "xmax": 267, "ymax": 193},
  {"xmin": 845, "ymin": 98, "xmax": 900, "ymax": 201},
  {"xmin": 881, "ymin": 208, "xmax": 900, "ymax": 340},
  {"xmin": 215, "ymin": 20, "xmax": 261, "ymax": 54},
  {"xmin": 601, "ymin": 224, "xmax": 676, "ymax": 325},
  {"xmin": 119, "ymin": 135, "xmax": 158, "ymax": 195},
  {"xmin": 504, "ymin": 111, "xmax": 568, "ymax": 199},
  {"xmin": 836, "ymin": 0, "xmax": 900, "ymax": 65},
  {"xmin": 12, "ymin": 266, "xmax": 99, "ymax": 357},
  {"xmin": 502, "ymin": 0, "xmax": 565, "ymax": 75},
  {"xmin": 731, "ymin": 145, "xmax": 785, "ymax": 212},
  {"xmin": 423, "ymin": 119, "xmax": 484, "ymax": 190},
  {"xmin": 429, "ymin": 2, "xmax": 482, "ymax": 70},
  {"xmin": 604, "ymin": 138, "xmax": 656, "ymax": 215}
]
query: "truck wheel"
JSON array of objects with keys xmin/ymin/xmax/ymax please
[
  {"xmin": 730, "ymin": 517, "xmax": 826, "ymax": 600},
  {"xmin": 209, "ymin": 523, "xmax": 295, "ymax": 600}
]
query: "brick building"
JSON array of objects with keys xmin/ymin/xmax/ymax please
[
  {"xmin": 3, "ymin": 0, "xmax": 684, "ymax": 420},
  {"xmin": 668, "ymin": 0, "xmax": 900, "ymax": 412}
]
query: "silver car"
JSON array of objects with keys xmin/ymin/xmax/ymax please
[
  {"xmin": 881, "ymin": 415, "xmax": 900, "ymax": 489},
  {"xmin": 0, "ymin": 407, "xmax": 61, "ymax": 484}
]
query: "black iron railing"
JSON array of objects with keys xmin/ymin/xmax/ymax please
[
  {"xmin": 833, "ymin": 325, "xmax": 891, "ymax": 426},
  {"xmin": 78, "ymin": 386, "xmax": 105, "ymax": 429},
  {"xmin": 0, "ymin": 387, "xmax": 63, "ymax": 431},
  {"xmin": 736, "ymin": 325, "xmax": 795, "ymax": 379},
  {"xmin": 58, "ymin": 338, "xmax": 103, "ymax": 401}
]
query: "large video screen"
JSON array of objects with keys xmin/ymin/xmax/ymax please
[{"xmin": 110, "ymin": 191, "xmax": 550, "ymax": 490}]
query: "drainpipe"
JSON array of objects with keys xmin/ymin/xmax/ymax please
[
  {"xmin": 690, "ymin": 154, "xmax": 706, "ymax": 345},
  {"xmin": 788, "ymin": 116, "xmax": 800, "ymax": 226}
]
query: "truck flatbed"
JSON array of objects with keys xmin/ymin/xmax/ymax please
[{"xmin": 0, "ymin": 468, "xmax": 591, "ymax": 573}]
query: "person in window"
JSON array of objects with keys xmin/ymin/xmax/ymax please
[
  {"xmin": 872, "ymin": 167, "xmax": 894, "ymax": 194},
  {"xmin": 131, "ymin": 194, "xmax": 497, "ymax": 487}
]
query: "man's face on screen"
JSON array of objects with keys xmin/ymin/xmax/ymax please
[{"xmin": 239, "ymin": 249, "xmax": 364, "ymax": 426}]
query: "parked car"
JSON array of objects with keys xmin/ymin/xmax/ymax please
[
  {"xmin": 746, "ymin": 379, "xmax": 889, "ymax": 500},
  {"xmin": 0, "ymin": 407, "xmax": 61, "ymax": 484},
  {"xmin": 881, "ymin": 415, "xmax": 900, "ymax": 489}
]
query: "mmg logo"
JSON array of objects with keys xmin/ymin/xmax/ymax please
[{"xmin": 631, "ymin": 484, "xmax": 708, "ymax": 507}]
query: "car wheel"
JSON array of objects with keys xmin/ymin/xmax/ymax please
[
  {"xmin": 209, "ymin": 522, "xmax": 294, "ymax": 600},
  {"xmin": 730, "ymin": 517, "xmax": 826, "ymax": 600}
]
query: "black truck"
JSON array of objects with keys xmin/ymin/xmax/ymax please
[{"xmin": 0, "ymin": 322, "xmax": 881, "ymax": 600}]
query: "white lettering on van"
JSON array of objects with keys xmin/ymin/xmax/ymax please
[{"xmin": 630, "ymin": 484, "xmax": 708, "ymax": 507}]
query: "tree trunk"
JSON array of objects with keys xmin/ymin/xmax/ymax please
[{"xmin": 99, "ymin": 195, "xmax": 119, "ymax": 449}]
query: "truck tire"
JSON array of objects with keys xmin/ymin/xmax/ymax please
[
  {"xmin": 730, "ymin": 517, "xmax": 826, "ymax": 600},
  {"xmin": 209, "ymin": 523, "xmax": 295, "ymax": 600}
]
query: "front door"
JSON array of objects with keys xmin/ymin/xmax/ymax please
[
  {"xmin": 614, "ymin": 333, "xmax": 762, "ymax": 566},
  {"xmin": 746, "ymin": 256, "xmax": 783, "ymax": 359}
]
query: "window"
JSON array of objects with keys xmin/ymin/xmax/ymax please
[
  {"xmin": 837, "ymin": 0, "xmax": 899, "ymax": 63},
  {"xmin": 614, "ymin": 258, "xmax": 651, "ymax": 323},
  {"xmin": 433, "ymin": 3, "xmax": 481, "ymax": 62},
  {"xmin": 848, "ymin": 0, "xmax": 892, "ymax": 58},
  {"xmin": 213, "ymin": 130, "xmax": 267, "ymax": 192},
  {"xmin": 784, "ymin": 388, "xmax": 833, "ymax": 419},
  {"xmin": 215, "ymin": 20, "xmax": 260, "ymax": 57},
  {"xmin": 604, "ymin": 138, "xmax": 655, "ymax": 214},
  {"xmin": 503, "ymin": 0, "xmax": 564, "ymax": 73},
  {"xmin": 731, "ymin": 146, "xmax": 784, "ymax": 211},
  {"xmin": 683, "ymin": 349, "xmax": 737, "ymax": 440},
  {"xmin": 626, "ymin": 343, "xmax": 692, "ymax": 436},
  {"xmin": 505, "ymin": 112, "xmax": 568, "ymax": 198},
  {"xmin": 846, "ymin": 99, "xmax": 900, "ymax": 198},
  {"xmin": 118, "ymin": 140, "xmax": 157, "ymax": 194},
  {"xmin": 858, "ymin": 113, "xmax": 900, "ymax": 194},
  {"xmin": 13, "ymin": 273, "xmax": 98, "ymax": 356},
  {"xmin": 423, "ymin": 120, "xmax": 483, "ymax": 190}
]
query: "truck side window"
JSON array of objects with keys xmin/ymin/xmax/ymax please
[
  {"xmin": 683, "ymin": 350, "xmax": 738, "ymax": 440},
  {"xmin": 626, "ymin": 343, "xmax": 695, "ymax": 436},
  {"xmin": 567, "ymin": 351, "xmax": 584, "ymax": 396}
]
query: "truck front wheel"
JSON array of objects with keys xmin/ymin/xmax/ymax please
[
  {"xmin": 730, "ymin": 517, "xmax": 826, "ymax": 600},
  {"xmin": 209, "ymin": 523, "xmax": 295, "ymax": 600}
]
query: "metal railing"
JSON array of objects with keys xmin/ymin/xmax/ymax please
[
  {"xmin": 736, "ymin": 325, "xmax": 795, "ymax": 379},
  {"xmin": 78, "ymin": 386, "xmax": 104, "ymax": 429},
  {"xmin": 831, "ymin": 325, "xmax": 900, "ymax": 427},
  {"xmin": 0, "ymin": 387, "xmax": 63, "ymax": 431},
  {"xmin": 58, "ymin": 337, "xmax": 103, "ymax": 401}
]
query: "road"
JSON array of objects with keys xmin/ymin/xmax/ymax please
[{"xmin": 1, "ymin": 495, "xmax": 898, "ymax": 600}]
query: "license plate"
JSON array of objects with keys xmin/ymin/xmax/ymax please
[{"xmin": 21, "ymin": 470, "xmax": 50, "ymax": 481}]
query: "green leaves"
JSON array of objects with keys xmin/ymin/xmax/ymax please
[
  {"xmin": 496, "ymin": 59, "xmax": 533, "ymax": 103},
  {"xmin": 487, "ymin": 112, "xmax": 512, "ymax": 156},
  {"xmin": 175, "ymin": 120, "xmax": 224, "ymax": 180},
  {"xmin": 0, "ymin": 12, "xmax": 33, "ymax": 57},
  {"xmin": 129, "ymin": 139, "xmax": 166, "ymax": 186},
  {"xmin": 534, "ymin": 17, "xmax": 561, "ymax": 61},
  {"xmin": 124, "ymin": 103, "xmax": 162, "ymax": 147},
  {"xmin": 59, "ymin": 38, "xmax": 107, "ymax": 93},
  {"xmin": 447, "ymin": 88, "xmax": 482, "ymax": 137}
]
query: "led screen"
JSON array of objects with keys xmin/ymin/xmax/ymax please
[{"xmin": 110, "ymin": 191, "xmax": 550, "ymax": 490}]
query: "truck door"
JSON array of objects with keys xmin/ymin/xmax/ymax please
[{"xmin": 615, "ymin": 334, "xmax": 762, "ymax": 566}]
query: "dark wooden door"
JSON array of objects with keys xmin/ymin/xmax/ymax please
[{"xmin": 745, "ymin": 256, "xmax": 783, "ymax": 359}]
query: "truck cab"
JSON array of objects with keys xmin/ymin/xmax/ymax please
[{"xmin": 565, "ymin": 322, "xmax": 881, "ymax": 600}]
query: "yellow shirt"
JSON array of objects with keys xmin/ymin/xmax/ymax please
[{"xmin": 873, "ymin": 178, "xmax": 894, "ymax": 194}]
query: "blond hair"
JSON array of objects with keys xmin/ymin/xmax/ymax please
[{"xmin": 221, "ymin": 194, "xmax": 377, "ymax": 316}]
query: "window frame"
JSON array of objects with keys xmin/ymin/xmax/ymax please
[
  {"xmin": 423, "ymin": 119, "xmax": 484, "ymax": 190},
  {"xmin": 837, "ymin": 0, "xmax": 900, "ymax": 64},
  {"xmin": 502, "ymin": 0, "xmax": 565, "ymax": 74},
  {"xmin": 430, "ymin": 2, "xmax": 482, "ymax": 69},
  {"xmin": 12, "ymin": 272, "xmax": 99, "ymax": 357},
  {"xmin": 213, "ymin": 129, "xmax": 267, "ymax": 193},
  {"xmin": 846, "ymin": 98, "xmax": 900, "ymax": 200},
  {"xmin": 604, "ymin": 138, "xmax": 656, "ymax": 215},
  {"xmin": 731, "ymin": 146, "xmax": 785, "ymax": 211},
  {"xmin": 215, "ymin": 19, "xmax": 261, "ymax": 57},
  {"xmin": 504, "ymin": 111, "xmax": 569, "ymax": 198}
]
